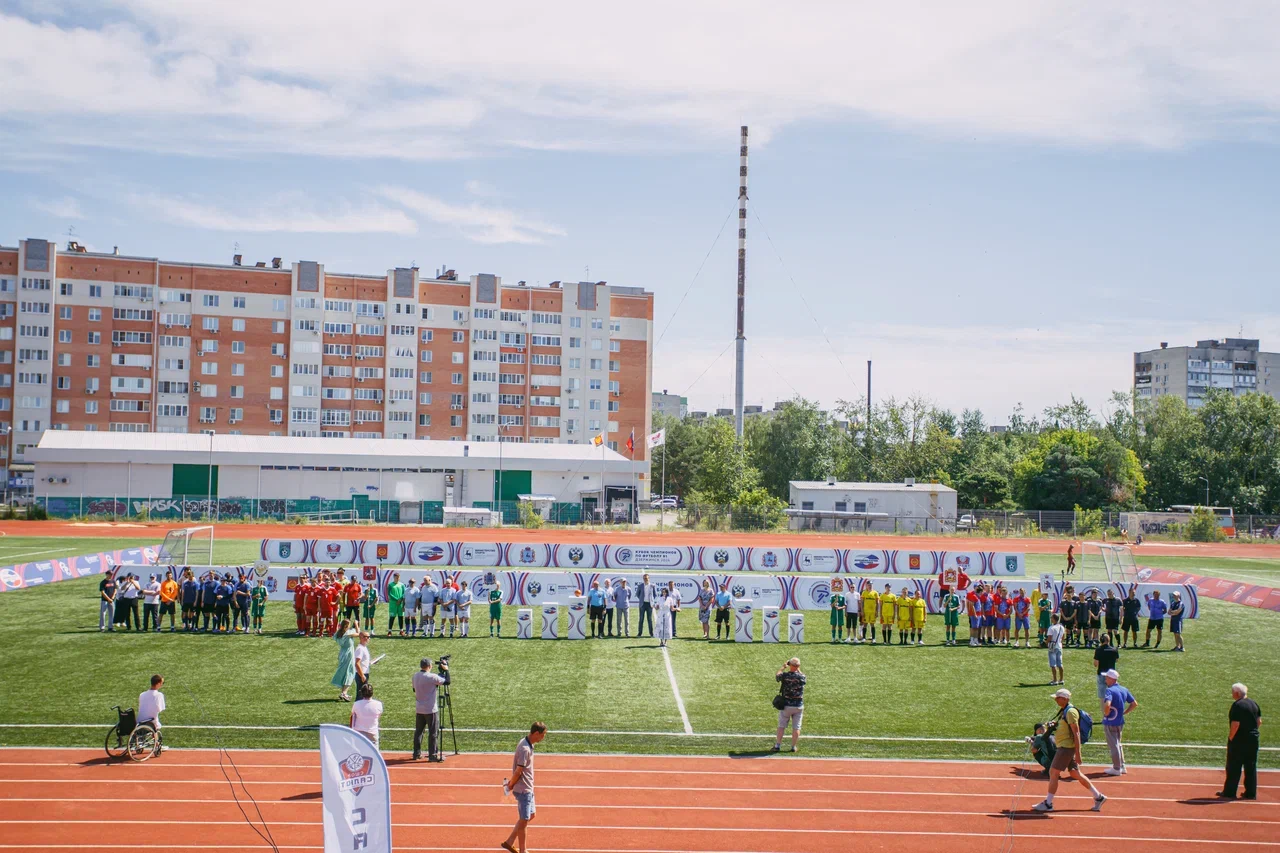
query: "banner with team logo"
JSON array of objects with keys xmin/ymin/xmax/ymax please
[
  {"xmin": 319, "ymin": 724, "xmax": 392, "ymax": 853},
  {"xmin": 406, "ymin": 541, "xmax": 453, "ymax": 566},
  {"xmin": 0, "ymin": 544, "xmax": 161, "ymax": 592},
  {"xmin": 602, "ymin": 545, "xmax": 695, "ymax": 571},
  {"xmin": 793, "ymin": 548, "xmax": 842, "ymax": 573},
  {"xmin": 311, "ymin": 540, "xmax": 361, "ymax": 564},
  {"xmin": 551, "ymin": 544, "xmax": 600, "ymax": 569},
  {"xmin": 505, "ymin": 543, "xmax": 553, "ymax": 568}
]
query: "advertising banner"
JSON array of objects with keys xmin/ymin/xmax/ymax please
[
  {"xmin": 312, "ymin": 540, "xmax": 361, "ymax": 565},
  {"xmin": 603, "ymin": 545, "xmax": 694, "ymax": 571},
  {"xmin": 761, "ymin": 606, "xmax": 781, "ymax": 643},
  {"xmin": 734, "ymin": 600, "xmax": 754, "ymax": 642},
  {"xmin": 0, "ymin": 544, "xmax": 161, "ymax": 592},
  {"xmin": 793, "ymin": 548, "xmax": 842, "ymax": 573},
  {"xmin": 319, "ymin": 724, "xmax": 392, "ymax": 853},
  {"xmin": 746, "ymin": 546, "xmax": 790, "ymax": 572},
  {"xmin": 551, "ymin": 544, "xmax": 600, "ymax": 569}
]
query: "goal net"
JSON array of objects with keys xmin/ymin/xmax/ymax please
[
  {"xmin": 158, "ymin": 525, "xmax": 215, "ymax": 567},
  {"xmin": 1079, "ymin": 542, "xmax": 1138, "ymax": 584}
]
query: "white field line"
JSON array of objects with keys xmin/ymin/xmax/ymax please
[
  {"xmin": 662, "ymin": 645, "xmax": 693, "ymax": 735},
  {"xmin": 5, "ymin": 722, "xmax": 1277, "ymax": 751}
]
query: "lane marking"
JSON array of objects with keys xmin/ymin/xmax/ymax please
[
  {"xmin": 6, "ymin": 723, "xmax": 1275, "ymax": 751},
  {"xmin": 662, "ymin": 645, "xmax": 693, "ymax": 735}
]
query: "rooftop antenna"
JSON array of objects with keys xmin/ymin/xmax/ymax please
[{"xmin": 734, "ymin": 125, "xmax": 748, "ymax": 439}]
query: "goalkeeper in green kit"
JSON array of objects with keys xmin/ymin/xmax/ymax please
[
  {"xmin": 488, "ymin": 581, "xmax": 504, "ymax": 637},
  {"xmin": 386, "ymin": 573, "xmax": 405, "ymax": 637},
  {"xmin": 829, "ymin": 588, "xmax": 847, "ymax": 643},
  {"xmin": 361, "ymin": 583, "xmax": 378, "ymax": 633}
]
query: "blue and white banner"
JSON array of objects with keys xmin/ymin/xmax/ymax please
[
  {"xmin": 0, "ymin": 544, "xmax": 161, "ymax": 592},
  {"xmin": 319, "ymin": 724, "xmax": 392, "ymax": 853}
]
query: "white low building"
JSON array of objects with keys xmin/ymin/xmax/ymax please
[
  {"xmin": 28, "ymin": 431, "xmax": 640, "ymax": 522},
  {"xmin": 787, "ymin": 479, "xmax": 958, "ymax": 533}
]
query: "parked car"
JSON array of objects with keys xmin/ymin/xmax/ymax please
[
  {"xmin": 650, "ymin": 496, "xmax": 679, "ymax": 509},
  {"xmin": 956, "ymin": 513, "xmax": 977, "ymax": 530}
]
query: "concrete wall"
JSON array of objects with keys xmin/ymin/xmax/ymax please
[{"xmin": 789, "ymin": 485, "xmax": 958, "ymax": 520}]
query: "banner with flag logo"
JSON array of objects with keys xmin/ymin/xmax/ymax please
[
  {"xmin": 320, "ymin": 724, "xmax": 392, "ymax": 853},
  {"xmin": 648, "ymin": 428, "xmax": 666, "ymax": 449},
  {"xmin": 592, "ymin": 434, "xmax": 604, "ymax": 447}
]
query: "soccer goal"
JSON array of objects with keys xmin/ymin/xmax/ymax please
[
  {"xmin": 1079, "ymin": 542, "xmax": 1139, "ymax": 584},
  {"xmin": 158, "ymin": 525, "xmax": 215, "ymax": 566}
]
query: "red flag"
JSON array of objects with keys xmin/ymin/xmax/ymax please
[{"xmin": 626, "ymin": 429, "xmax": 635, "ymax": 455}]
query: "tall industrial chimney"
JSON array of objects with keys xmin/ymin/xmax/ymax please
[{"xmin": 734, "ymin": 125, "xmax": 748, "ymax": 439}]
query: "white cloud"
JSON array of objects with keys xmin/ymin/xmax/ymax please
[
  {"xmin": 127, "ymin": 192, "xmax": 418, "ymax": 235},
  {"xmin": 2, "ymin": 2, "xmax": 1280, "ymax": 160},
  {"xmin": 376, "ymin": 187, "xmax": 565, "ymax": 245},
  {"xmin": 31, "ymin": 195, "xmax": 83, "ymax": 219}
]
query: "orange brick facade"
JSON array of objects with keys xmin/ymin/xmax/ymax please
[{"xmin": 0, "ymin": 240, "xmax": 654, "ymax": 485}]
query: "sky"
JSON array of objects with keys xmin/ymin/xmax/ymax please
[{"xmin": 3, "ymin": 1, "xmax": 1279, "ymax": 425}]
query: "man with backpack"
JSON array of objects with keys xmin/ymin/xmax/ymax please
[{"xmin": 1033, "ymin": 688, "xmax": 1107, "ymax": 813}]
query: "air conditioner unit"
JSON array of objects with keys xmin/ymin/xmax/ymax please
[
  {"xmin": 60, "ymin": 478, "xmax": 67, "ymax": 484},
  {"xmin": 165, "ymin": 325, "xmax": 171, "ymax": 329},
  {"xmin": 87, "ymin": 389, "xmax": 96, "ymax": 395},
  {"xmin": 357, "ymin": 377, "xmax": 364, "ymax": 382},
  {"xmin": 193, "ymin": 382, "xmax": 201, "ymax": 391},
  {"xmin": 356, "ymin": 354, "xmax": 365, "ymax": 360}
]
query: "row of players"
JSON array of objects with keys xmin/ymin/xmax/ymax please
[
  {"xmin": 830, "ymin": 581, "xmax": 1183, "ymax": 650},
  {"xmin": 291, "ymin": 570, "xmax": 503, "ymax": 639}
]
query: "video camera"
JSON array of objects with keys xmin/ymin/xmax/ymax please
[{"xmin": 436, "ymin": 654, "xmax": 450, "ymax": 673}]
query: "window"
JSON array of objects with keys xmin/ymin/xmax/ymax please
[
  {"xmin": 324, "ymin": 322, "xmax": 353, "ymax": 335},
  {"xmin": 109, "ymin": 399, "xmax": 151, "ymax": 413},
  {"xmin": 201, "ymin": 363, "xmax": 218, "ymax": 375},
  {"xmin": 389, "ymin": 367, "xmax": 413, "ymax": 379},
  {"xmin": 110, "ymin": 376, "xmax": 151, "ymax": 393},
  {"xmin": 160, "ymin": 313, "xmax": 190, "ymax": 327},
  {"xmin": 295, "ymin": 296, "xmax": 318, "ymax": 309},
  {"xmin": 568, "ymin": 358, "xmax": 581, "ymax": 369},
  {"xmin": 532, "ymin": 312, "xmax": 561, "ymax": 325},
  {"xmin": 85, "ymin": 377, "xmax": 99, "ymax": 393},
  {"xmin": 232, "ymin": 296, "xmax": 246, "ymax": 309},
  {"xmin": 232, "ymin": 363, "xmax": 245, "ymax": 376},
  {"xmin": 158, "ymin": 381, "xmax": 189, "ymax": 394},
  {"xmin": 59, "ymin": 305, "xmax": 72, "ymax": 319},
  {"xmin": 450, "ymin": 393, "xmax": 464, "ymax": 408},
  {"xmin": 272, "ymin": 298, "xmax": 286, "ymax": 312},
  {"xmin": 589, "ymin": 378, "xmax": 602, "ymax": 391},
  {"xmin": 589, "ymin": 358, "xmax": 602, "ymax": 370},
  {"xmin": 354, "ymin": 388, "xmax": 382, "ymax": 401},
  {"xmin": 388, "ymin": 410, "xmax": 411, "ymax": 422},
  {"xmin": 419, "ymin": 371, "xmax": 433, "ymax": 384},
  {"xmin": 322, "ymin": 387, "xmax": 351, "ymax": 400},
  {"xmin": 609, "ymin": 360, "xmax": 619, "ymax": 372},
  {"xmin": 88, "ymin": 308, "xmax": 101, "ymax": 322},
  {"xmin": 271, "ymin": 365, "xmax": 283, "ymax": 378},
  {"xmin": 20, "ymin": 301, "xmax": 51, "ymax": 314},
  {"xmin": 472, "ymin": 371, "xmax": 497, "ymax": 383},
  {"xmin": 500, "ymin": 311, "xmax": 523, "ymax": 322},
  {"xmin": 202, "ymin": 317, "xmax": 219, "ymax": 332},
  {"xmin": 390, "ymin": 324, "xmax": 414, "ymax": 336},
  {"xmin": 22, "ymin": 277, "xmax": 50, "ymax": 291},
  {"xmin": 451, "ymin": 373, "xmax": 464, "ymax": 385},
  {"xmin": 420, "ymin": 307, "xmax": 433, "ymax": 321},
  {"xmin": 420, "ymin": 329, "xmax": 434, "ymax": 343},
  {"xmin": 111, "ymin": 331, "xmax": 152, "ymax": 345},
  {"xmin": 472, "ymin": 413, "xmax": 496, "ymax": 425},
  {"xmin": 56, "ymin": 378, "xmax": 70, "ymax": 392},
  {"xmin": 608, "ymin": 400, "xmax": 619, "ymax": 412},
  {"xmin": 589, "ymin": 399, "xmax": 601, "ymax": 410},
  {"xmin": 85, "ymin": 401, "xmax": 98, "ymax": 414},
  {"xmin": 609, "ymin": 340, "xmax": 620, "ymax": 352},
  {"xmin": 157, "ymin": 404, "xmax": 188, "ymax": 418},
  {"xmin": 269, "ymin": 409, "xmax": 283, "ymax": 423},
  {"xmin": 325, "ymin": 300, "xmax": 352, "ymax": 312},
  {"xmin": 419, "ymin": 392, "xmax": 433, "ymax": 405},
  {"xmin": 273, "ymin": 321, "xmax": 285, "ymax": 334},
  {"xmin": 452, "ymin": 331, "xmax": 464, "ymax": 343},
  {"xmin": 202, "ymin": 294, "xmax": 220, "ymax": 307},
  {"xmin": 325, "ymin": 344, "xmax": 352, "ymax": 357},
  {"xmin": 270, "ymin": 387, "xmax": 283, "ymax": 400},
  {"xmin": 472, "ymin": 392, "xmax": 493, "ymax": 404},
  {"xmin": 356, "ymin": 302, "xmax": 385, "ymax": 318},
  {"xmin": 591, "ymin": 318, "xmax": 603, "ymax": 329},
  {"xmin": 296, "ymin": 319, "xmax": 318, "ymax": 332},
  {"xmin": 114, "ymin": 284, "xmax": 153, "ymax": 299},
  {"xmin": 610, "ymin": 319, "xmax": 621, "ymax": 333},
  {"xmin": 500, "ymin": 352, "xmax": 525, "ymax": 364},
  {"xmin": 88, "ymin": 331, "xmax": 102, "ymax": 345},
  {"xmin": 499, "ymin": 373, "xmax": 526, "ymax": 385},
  {"xmin": 452, "ymin": 352, "xmax": 464, "ymax": 364},
  {"xmin": 418, "ymin": 413, "xmax": 432, "ymax": 426},
  {"xmin": 89, "ymin": 284, "xmax": 102, "ymax": 298},
  {"xmin": 293, "ymin": 385, "xmax": 318, "ymax": 398},
  {"xmin": 57, "ymin": 353, "xmax": 70, "ymax": 366},
  {"xmin": 232, "ymin": 341, "xmax": 245, "ymax": 354},
  {"xmin": 232, "ymin": 318, "xmax": 245, "ymax": 332},
  {"xmin": 473, "ymin": 329, "xmax": 498, "ymax": 342},
  {"xmin": 569, "ymin": 316, "xmax": 582, "ymax": 328},
  {"xmin": 420, "ymin": 350, "xmax": 433, "ymax": 363},
  {"xmin": 293, "ymin": 363, "xmax": 319, "ymax": 375},
  {"xmin": 230, "ymin": 386, "xmax": 244, "ymax": 399},
  {"xmin": 590, "ymin": 337, "xmax": 602, "ymax": 350},
  {"xmin": 568, "ymin": 337, "xmax": 581, "ymax": 348},
  {"xmin": 450, "ymin": 415, "xmax": 462, "ymax": 427},
  {"xmin": 472, "ymin": 350, "xmax": 497, "ymax": 362},
  {"xmin": 609, "ymin": 380, "xmax": 620, "ymax": 394},
  {"xmin": 531, "ymin": 354, "xmax": 561, "ymax": 366},
  {"xmin": 355, "ymin": 366, "xmax": 383, "ymax": 380},
  {"xmin": 531, "ymin": 335, "xmax": 561, "ymax": 347},
  {"xmin": 201, "ymin": 340, "xmax": 218, "ymax": 353},
  {"xmin": 357, "ymin": 324, "xmax": 384, "ymax": 336}
]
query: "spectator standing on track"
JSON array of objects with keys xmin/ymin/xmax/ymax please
[
  {"xmin": 98, "ymin": 572, "xmax": 118, "ymax": 632},
  {"xmin": 860, "ymin": 583, "xmax": 879, "ymax": 644},
  {"xmin": 501, "ymin": 722, "xmax": 547, "ymax": 853},
  {"xmin": 1169, "ymin": 591, "xmax": 1186, "ymax": 652},
  {"xmin": 1100, "ymin": 670, "xmax": 1137, "ymax": 775},
  {"xmin": 587, "ymin": 581, "xmax": 606, "ymax": 638},
  {"xmin": 354, "ymin": 631, "xmax": 373, "ymax": 694},
  {"xmin": 698, "ymin": 579, "xmax": 714, "ymax": 640},
  {"xmin": 412, "ymin": 657, "xmax": 448, "ymax": 761},
  {"xmin": 404, "ymin": 578, "xmax": 421, "ymax": 637},
  {"xmin": 1046, "ymin": 614, "xmax": 1065, "ymax": 686},
  {"xmin": 614, "ymin": 578, "xmax": 630, "ymax": 638},
  {"xmin": 350, "ymin": 683, "xmax": 383, "ymax": 749},
  {"xmin": 158, "ymin": 570, "xmax": 179, "ymax": 632},
  {"xmin": 1121, "ymin": 585, "xmax": 1142, "ymax": 648},
  {"xmin": 1033, "ymin": 688, "xmax": 1106, "ymax": 813},
  {"xmin": 386, "ymin": 573, "xmax": 406, "ymax": 637},
  {"xmin": 942, "ymin": 585, "xmax": 961, "ymax": 646},
  {"xmin": 714, "ymin": 582, "xmax": 732, "ymax": 641},
  {"xmin": 1219, "ymin": 683, "xmax": 1261, "ymax": 800},
  {"xmin": 332, "ymin": 619, "xmax": 358, "ymax": 702},
  {"xmin": 251, "ymin": 578, "xmax": 268, "ymax": 635},
  {"xmin": 636, "ymin": 574, "xmax": 656, "ymax": 638},
  {"xmin": 1093, "ymin": 634, "xmax": 1120, "ymax": 709},
  {"xmin": 772, "ymin": 657, "xmax": 806, "ymax": 753},
  {"xmin": 602, "ymin": 578, "xmax": 616, "ymax": 637},
  {"xmin": 1104, "ymin": 588, "xmax": 1122, "ymax": 645},
  {"xmin": 1143, "ymin": 590, "xmax": 1166, "ymax": 649}
]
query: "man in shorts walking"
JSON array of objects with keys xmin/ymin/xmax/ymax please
[
  {"xmin": 772, "ymin": 657, "xmax": 806, "ymax": 753},
  {"xmin": 1033, "ymin": 688, "xmax": 1106, "ymax": 813},
  {"xmin": 502, "ymin": 722, "xmax": 547, "ymax": 853}
]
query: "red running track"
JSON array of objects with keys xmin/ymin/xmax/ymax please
[
  {"xmin": 4, "ymin": 520, "xmax": 1279, "ymax": 558},
  {"xmin": 0, "ymin": 748, "xmax": 1275, "ymax": 852}
]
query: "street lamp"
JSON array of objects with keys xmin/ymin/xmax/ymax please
[
  {"xmin": 1198, "ymin": 476, "xmax": 1209, "ymax": 507},
  {"xmin": 206, "ymin": 428, "xmax": 216, "ymax": 522}
]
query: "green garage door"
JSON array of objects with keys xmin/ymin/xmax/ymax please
[
  {"xmin": 493, "ymin": 469, "xmax": 531, "ymax": 503},
  {"xmin": 172, "ymin": 463, "xmax": 218, "ymax": 498}
]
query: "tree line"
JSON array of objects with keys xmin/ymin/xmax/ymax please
[{"xmin": 651, "ymin": 389, "xmax": 1280, "ymax": 515}]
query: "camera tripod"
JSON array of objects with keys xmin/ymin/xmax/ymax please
[{"xmin": 432, "ymin": 661, "xmax": 459, "ymax": 760}]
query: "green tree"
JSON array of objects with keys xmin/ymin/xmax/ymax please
[
  {"xmin": 745, "ymin": 399, "xmax": 839, "ymax": 500},
  {"xmin": 691, "ymin": 416, "xmax": 758, "ymax": 505},
  {"xmin": 1013, "ymin": 429, "xmax": 1145, "ymax": 510},
  {"xmin": 956, "ymin": 468, "xmax": 1009, "ymax": 508}
]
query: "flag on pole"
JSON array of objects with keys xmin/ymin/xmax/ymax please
[
  {"xmin": 592, "ymin": 434, "xmax": 604, "ymax": 447},
  {"xmin": 319, "ymin": 724, "xmax": 393, "ymax": 853},
  {"xmin": 647, "ymin": 428, "xmax": 666, "ymax": 449},
  {"xmin": 626, "ymin": 429, "xmax": 635, "ymax": 455}
]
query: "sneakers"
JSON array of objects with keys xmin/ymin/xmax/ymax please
[
  {"xmin": 1104, "ymin": 767, "xmax": 1123, "ymax": 776},
  {"xmin": 1032, "ymin": 800, "xmax": 1053, "ymax": 812},
  {"xmin": 1092, "ymin": 794, "xmax": 1106, "ymax": 811},
  {"xmin": 770, "ymin": 743, "xmax": 781, "ymax": 752},
  {"xmin": 1173, "ymin": 647, "xmax": 1185, "ymax": 653},
  {"xmin": 790, "ymin": 745, "xmax": 798, "ymax": 753}
]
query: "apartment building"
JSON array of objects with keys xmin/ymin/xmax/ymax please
[
  {"xmin": 1134, "ymin": 338, "xmax": 1279, "ymax": 408},
  {"xmin": 651, "ymin": 389, "xmax": 688, "ymax": 420},
  {"xmin": 0, "ymin": 238, "xmax": 654, "ymax": 485}
]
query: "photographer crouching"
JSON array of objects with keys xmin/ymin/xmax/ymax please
[{"xmin": 412, "ymin": 656, "xmax": 450, "ymax": 762}]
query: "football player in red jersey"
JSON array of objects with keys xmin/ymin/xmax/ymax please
[
  {"xmin": 324, "ymin": 575, "xmax": 342, "ymax": 635},
  {"xmin": 965, "ymin": 586, "xmax": 981, "ymax": 647},
  {"xmin": 306, "ymin": 576, "xmax": 325, "ymax": 636},
  {"xmin": 344, "ymin": 577, "xmax": 362, "ymax": 622},
  {"xmin": 293, "ymin": 577, "xmax": 311, "ymax": 636}
]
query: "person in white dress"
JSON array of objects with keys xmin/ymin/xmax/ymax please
[{"xmin": 655, "ymin": 588, "xmax": 674, "ymax": 647}]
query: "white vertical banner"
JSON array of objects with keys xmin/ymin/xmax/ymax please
[{"xmin": 319, "ymin": 723, "xmax": 393, "ymax": 853}]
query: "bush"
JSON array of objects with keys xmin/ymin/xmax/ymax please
[
  {"xmin": 27, "ymin": 503, "xmax": 48, "ymax": 521},
  {"xmin": 1074, "ymin": 505, "xmax": 1104, "ymax": 537},
  {"xmin": 517, "ymin": 501, "xmax": 544, "ymax": 530},
  {"xmin": 729, "ymin": 486, "xmax": 787, "ymax": 531},
  {"xmin": 976, "ymin": 518, "xmax": 998, "ymax": 537},
  {"xmin": 1186, "ymin": 507, "xmax": 1226, "ymax": 542}
]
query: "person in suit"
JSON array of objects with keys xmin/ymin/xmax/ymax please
[{"xmin": 636, "ymin": 574, "xmax": 656, "ymax": 638}]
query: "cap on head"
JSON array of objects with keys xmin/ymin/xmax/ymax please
[
  {"xmin": 1051, "ymin": 688, "xmax": 1072, "ymax": 700},
  {"xmin": 1103, "ymin": 669, "xmax": 1119, "ymax": 680}
]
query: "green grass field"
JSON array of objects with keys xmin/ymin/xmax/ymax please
[{"xmin": 1, "ymin": 534, "xmax": 1277, "ymax": 767}]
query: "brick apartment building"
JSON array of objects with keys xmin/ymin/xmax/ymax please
[{"xmin": 0, "ymin": 238, "xmax": 654, "ymax": 488}]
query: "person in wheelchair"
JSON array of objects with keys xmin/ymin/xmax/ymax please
[{"xmin": 138, "ymin": 674, "xmax": 166, "ymax": 750}]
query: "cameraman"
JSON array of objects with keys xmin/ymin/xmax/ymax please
[
  {"xmin": 772, "ymin": 657, "xmax": 806, "ymax": 753},
  {"xmin": 412, "ymin": 657, "xmax": 450, "ymax": 762}
]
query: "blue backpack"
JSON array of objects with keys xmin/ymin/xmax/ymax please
[{"xmin": 1062, "ymin": 704, "xmax": 1094, "ymax": 744}]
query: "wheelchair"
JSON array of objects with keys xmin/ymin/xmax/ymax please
[{"xmin": 105, "ymin": 706, "xmax": 162, "ymax": 762}]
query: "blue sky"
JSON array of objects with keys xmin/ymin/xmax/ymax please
[{"xmin": 3, "ymin": 1, "xmax": 1279, "ymax": 423}]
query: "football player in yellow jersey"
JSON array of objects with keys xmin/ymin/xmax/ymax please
[
  {"xmin": 860, "ymin": 584, "xmax": 880, "ymax": 644},
  {"xmin": 896, "ymin": 587, "xmax": 913, "ymax": 645},
  {"xmin": 911, "ymin": 589, "xmax": 927, "ymax": 646},
  {"xmin": 878, "ymin": 583, "xmax": 897, "ymax": 645}
]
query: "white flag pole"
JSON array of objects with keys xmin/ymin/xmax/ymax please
[{"xmin": 660, "ymin": 440, "xmax": 667, "ymax": 531}]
